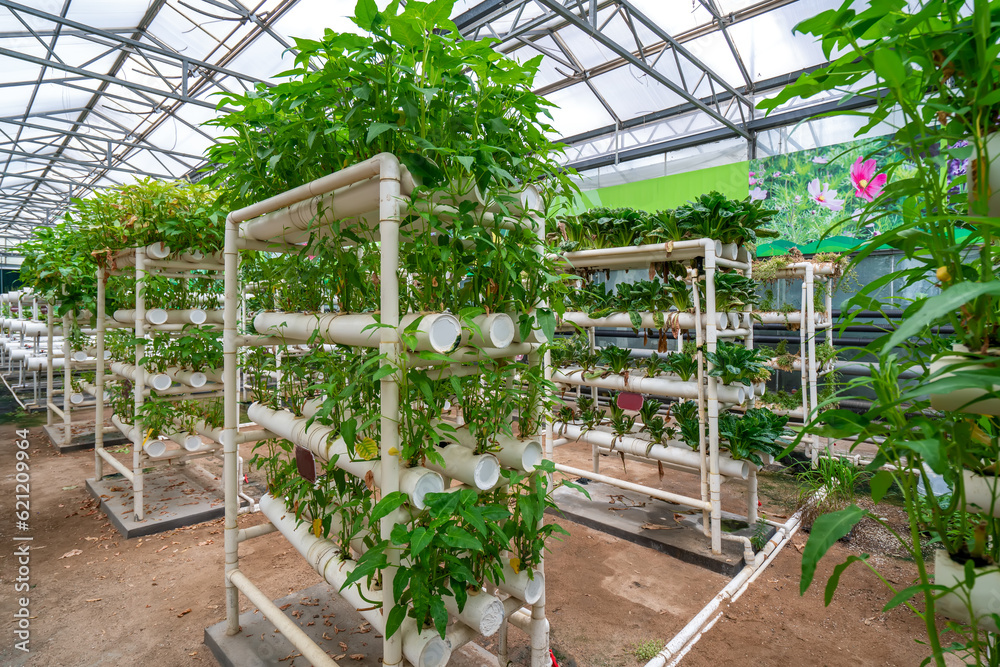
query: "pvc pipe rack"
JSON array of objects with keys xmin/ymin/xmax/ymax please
[
  {"xmin": 554, "ymin": 238, "xmax": 758, "ymax": 554},
  {"xmin": 93, "ymin": 244, "xmax": 265, "ymax": 522},
  {"xmin": 753, "ymin": 262, "xmax": 837, "ymax": 466},
  {"xmin": 221, "ymin": 153, "xmax": 553, "ymax": 667}
]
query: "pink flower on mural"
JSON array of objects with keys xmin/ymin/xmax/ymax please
[
  {"xmin": 749, "ymin": 186, "xmax": 768, "ymax": 201},
  {"xmin": 850, "ymin": 156, "xmax": 887, "ymax": 202},
  {"xmin": 812, "ymin": 156, "xmax": 828, "ymax": 164},
  {"xmin": 807, "ymin": 178, "xmax": 844, "ymax": 212}
]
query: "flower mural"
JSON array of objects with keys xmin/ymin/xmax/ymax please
[
  {"xmin": 850, "ymin": 156, "xmax": 888, "ymax": 202},
  {"xmin": 750, "ymin": 186, "xmax": 768, "ymax": 201},
  {"xmin": 749, "ymin": 135, "xmax": 909, "ymax": 247},
  {"xmin": 807, "ymin": 179, "xmax": 844, "ymax": 211}
]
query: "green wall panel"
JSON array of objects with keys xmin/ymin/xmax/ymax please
[{"xmin": 582, "ymin": 162, "xmax": 749, "ymax": 212}]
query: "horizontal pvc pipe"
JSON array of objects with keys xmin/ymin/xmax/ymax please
[
  {"xmin": 445, "ymin": 589, "xmax": 505, "ymax": 637},
  {"xmin": 755, "ymin": 311, "xmax": 829, "ymax": 325},
  {"xmin": 253, "ymin": 311, "xmax": 461, "ymax": 353},
  {"xmin": 240, "ymin": 169, "xmax": 416, "ymax": 242},
  {"xmin": 164, "ymin": 366, "xmax": 207, "ymax": 388},
  {"xmin": 556, "ymin": 423, "xmax": 750, "ymax": 479},
  {"xmin": 557, "ymin": 240, "xmax": 721, "ymax": 270},
  {"xmin": 495, "ymin": 561, "xmax": 544, "ymax": 605},
  {"xmin": 553, "ymin": 367, "xmax": 746, "ymax": 404},
  {"xmin": 238, "ymin": 522, "xmax": 278, "ymax": 543},
  {"xmin": 96, "ymin": 446, "xmax": 134, "ymax": 481},
  {"xmin": 721, "ymin": 242, "xmax": 738, "ymax": 260},
  {"xmin": 146, "ymin": 308, "xmax": 208, "ymax": 325},
  {"xmin": 424, "ymin": 444, "xmax": 500, "ymax": 490},
  {"xmin": 560, "ymin": 311, "xmax": 727, "ymax": 332},
  {"xmin": 464, "ymin": 313, "xmax": 515, "ymax": 349},
  {"xmin": 554, "ymin": 462, "xmax": 711, "ymax": 511},
  {"xmin": 258, "ymin": 493, "xmax": 452, "ymax": 667},
  {"xmin": 227, "ymin": 569, "xmax": 340, "ymax": 667},
  {"xmin": 405, "ymin": 343, "xmax": 540, "ymax": 369},
  {"xmin": 440, "ymin": 426, "xmax": 542, "ymax": 472},
  {"xmin": 248, "ymin": 403, "xmax": 443, "ymax": 508}
]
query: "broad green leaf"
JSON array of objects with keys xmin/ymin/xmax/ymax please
[
  {"xmin": 801, "ymin": 505, "xmax": 868, "ymax": 594},
  {"xmin": 825, "ymin": 554, "xmax": 868, "ymax": 605},
  {"xmin": 870, "ymin": 469, "xmax": 894, "ymax": 504}
]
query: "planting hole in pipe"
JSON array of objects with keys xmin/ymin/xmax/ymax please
[
  {"xmin": 410, "ymin": 471, "xmax": 445, "ymax": 509},
  {"xmin": 520, "ymin": 441, "xmax": 542, "ymax": 472}
]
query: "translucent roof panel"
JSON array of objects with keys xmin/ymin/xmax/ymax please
[{"xmin": 0, "ymin": 0, "xmax": 866, "ymax": 238}]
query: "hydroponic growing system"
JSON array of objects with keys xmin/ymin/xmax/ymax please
[
  {"xmin": 220, "ymin": 153, "xmax": 555, "ymax": 667},
  {"xmin": 551, "ymin": 240, "xmax": 763, "ymax": 556}
]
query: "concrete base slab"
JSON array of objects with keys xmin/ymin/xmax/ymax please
[
  {"xmin": 44, "ymin": 423, "xmax": 128, "ymax": 453},
  {"xmin": 205, "ymin": 583, "xmax": 499, "ymax": 667},
  {"xmin": 551, "ymin": 478, "xmax": 774, "ymax": 577},
  {"xmin": 86, "ymin": 467, "xmax": 230, "ymax": 539}
]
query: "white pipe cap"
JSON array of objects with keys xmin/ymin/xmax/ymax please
[
  {"xmin": 520, "ymin": 441, "xmax": 542, "ymax": 473},
  {"xmin": 188, "ymin": 309, "xmax": 207, "ymax": 325},
  {"xmin": 151, "ymin": 374, "xmax": 172, "ymax": 391},
  {"xmin": 182, "ymin": 434, "xmax": 203, "ymax": 452},
  {"xmin": 147, "ymin": 309, "xmax": 168, "ymax": 325},
  {"xmin": 146, "ymin": 242, "xmax": 171, "ymax": 259},
  {"xmin": 522, "ymin": 572, "xmax": 544, "ymax": 605},
  {"xmin": 188, "ymin": 372, "xmax": 207, "ymax": 388},
  {"xmin": 474, "ymin": 454, "xmax": 501, "ymax": 490},
  {"xmin": 488, "ymin": 314, "xmax": 515, "ymax": 349},
  {"xmin": 415, "ymin": 636, "xmax": 451, "ymax": 667},
  {"xmin": 411, "ymin": 471, "xmax": 444, "ymax": 509},
  {"xmin": 70, "ymin": 392, "xmax": 84, "ymax": 405},
  {"xmin": 427, "ymin": 315, "xmax": 461, "ymax": 353},
  {"xmin": 145, "ymin": 440, "xmax": 166, "ymax": 458},
  {"xmin": 72, "ymin": 351, "xmax": 88, "ymax": 362}
]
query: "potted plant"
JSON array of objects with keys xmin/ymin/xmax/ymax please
[{"xmin": 762, "ymin": 1, "xmax": 1000, "ymax": 662}]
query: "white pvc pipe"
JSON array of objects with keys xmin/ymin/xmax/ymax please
[
  {"xmin": 964, "ymin": 470, "xmax": 1000, "ymax": 518},
  {"xmin": 721, "ymin": 243, "xmax": 738, "ymax": 260},
  {"xmin": 465, "ymin": 313, "xmax": 515, "ymax": 349},
  {"xmin": 496, "ymin": 561, "xmax": 544, "ymax": 605},
  {"xmin": 258, "ymin": 493, "xmax": 452, "ymax": 667},
  {"xmin": 556, "ymin": 423, "xmax": 749, "ymax": 479},
  {"xmin": 560, "ymin": 311, "xmax": 727, "ymax": 332},
  {"xmin": 247, "ymin": 403, "xmax": 443, "ymax": 509},
  {"xmin": 164, "ymin": 366, "xmax": 208, "ymax": 388},
  {"xmin": 553, "ymin": 368, "xmax": 746, "ymax": 404},
  {"xmin": 253, "ymin": 311, "xmax": 461, "ymax": 353},
  {"xmin": 146, "ymin": 308, "xmax": 208, "ymax": 325},
  {"xmin": 554, "ymin": 462, "xmax": 711, "ymax": 511},
  {"xmin": 442, "ymin": 426, "xmax": 542, "ymax": 472},
  {"xmin": 557, "ymin": 240, "xmax": 722, "ymax": 270},
  {"xmin": 423, "ymin": 444, "xmax": 500, "ymax": 490}
]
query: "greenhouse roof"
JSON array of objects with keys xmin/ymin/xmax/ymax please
[{"xmin": 0, "ymin": 0, "xmax": 858, "ymax": 245}]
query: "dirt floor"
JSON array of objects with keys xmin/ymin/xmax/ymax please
[{"xmin": 0, "ymin": 411, "xmax": 942, "ymax": 667}]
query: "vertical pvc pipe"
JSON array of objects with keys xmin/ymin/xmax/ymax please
[
  {"xmin": 704, "ymin": 242, "xmax": 722, "ymax": 555},
  {"xmin": 133, "ymin": 247, "xmax": 146, "ymax": 521},
  {"xmin": 805, "ymin": 265, "xmax": 820, "ymax": 460},
  {"xmin": 223, "ymin": 214, "xmax": 241, "ymax": 636},
  {"xmin": 800, "ymin": 281, "xmax": 813, "ymax": 467},
  {"xmin": 692, "ymin": 272, "xmax": 709, "ymax": 537},
  {"xmin": 531, "ymin": 208, "xmax": 551, "ymax": 667},
  {"xmin": 378, "ymin": 155, "xmax": 403, "ymax": 667},
  {"xmin": 62, "ymin": 312, "xmax": 71, "ymax": 446},
  {"xmin": 95, "ymin": 267, "xmax": 105, "ymax": 480},
  {"xmin": 46, "ymin": 306, "xmax": 53, "ymax": 428},
  {"xmin": 588, "ymin": 326, "xmax": 599, "ymax": 474},
  {"xmin": 824, "ymin": 277, "xmax": 834, "ymax": 453},
  {"xmin": 745, "ymin": 258, "xmax": 757, "ymax": 525}
]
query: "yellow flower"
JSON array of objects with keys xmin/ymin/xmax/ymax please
[{"xmin": 509, "ymin": 557, "xmax": 521, "ymax": 574}]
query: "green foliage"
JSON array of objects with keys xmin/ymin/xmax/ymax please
[
  {"xmin": 632, "ymin": 639, "xmax": 662, "ymax": 661},
  {"xmin": 663, "ymin": 350, "xmax": 698, "ymax": 382},
  {"xmin": 205, "ymin": 0, "xmax": 574, "ymax": 209},
  {"xmin": 751, "ymin": 517, "xmax": 771, "ymax": 551},
  {"xmin": 672, "ymin": 400, "xmax": 701, "ymax": 450},
  {"xmin": 673, "ymin": 191, "xmax": 778, "ymax": 247},
  {"xmin": 719, "ymin": 407, "xmax": 789, "ymax": 467},
  {"xmin": 705, "ymin": 342, "xmax": 772, "ymax": 386}
]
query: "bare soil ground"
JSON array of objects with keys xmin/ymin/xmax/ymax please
[{"xmin": 0, "ymin": 417, "xmax": 940, "ymax": 667}]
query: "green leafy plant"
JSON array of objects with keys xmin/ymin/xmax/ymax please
[
  {"xmin": 672, "ymin": 400, "xmax": 702, "ymax": 450},
  {"xmin": 706, "ymin": 342, "xmax": 771, "ymax": 386},
  {"xmin": 718, "ymin": 408, "xmax": 789, "ymax": 467}
]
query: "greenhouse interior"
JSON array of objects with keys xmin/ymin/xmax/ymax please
[{"xmin": 0, "ymin": 0, "xmax": 998, "ymax": 665}]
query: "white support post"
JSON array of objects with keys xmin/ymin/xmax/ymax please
[
  {"xmin": 223, "ymin": 213, "xmax": 241, "ymax": 636},
  {"xmin": 95, "ymin": 267, "xmax": 105, "ymax": 480},
  {"xmin": 133, "ymin": 247, "xmax": 146, "ymax": 521},
  {"xmin": 704, "ymin": 242, "xmax": 722, "ymax": 555}
]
